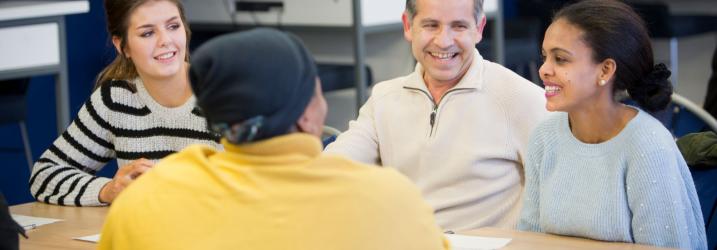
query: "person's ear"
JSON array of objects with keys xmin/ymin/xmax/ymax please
[
  {"xmin": 112, "ymin": 36, "xmax": 128, "ymax": 58},
  {"xmin": 475, "ymin": 15, "xmax": 487, "ymax": 43},
  {"xmin": 598, "ymin": 58, "xmax": 617, "ymax": 86},
  {"xmin": 296, "ymin": 80, "xmax": 326, "ymax": 137},
  {"xmin": 402, "ymin": 11, "xmax": 413, "ymax": 42},
  {"xmin": 296, "ymin": 111, "xmax": 316, "ymax": 136}
]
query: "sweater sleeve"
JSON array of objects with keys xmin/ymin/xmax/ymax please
[
  {"xmin": 29, "ymin": 88, "xmax": 115, "ymax": 206},
  {"xmin": 517, "ymin": 129, "xmax": 544, "ymax": 232},
  {"xmin": 323, "ymin": 92, "xmax": 381, "ymax": 165},
  {"xmin": 626, "ymin": 146, "xmax": 707, "ymax": 249}
]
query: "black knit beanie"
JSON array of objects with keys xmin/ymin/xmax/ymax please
[{"xmin": 189, "ymin": 28, "xmax": 317, "ymax": 143}]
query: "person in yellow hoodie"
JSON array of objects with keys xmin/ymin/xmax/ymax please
[{"xmin": 98, "ymin": 28, "xmax": 449, "ymax": 250}]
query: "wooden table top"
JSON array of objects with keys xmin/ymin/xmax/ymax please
[
  {"xmin": 10, "ymin": 202, "xmax": 676, "ymax": 250},
  {"xmin": 10, "ymin": 202, "xmax": 107, "ymax": 250}
]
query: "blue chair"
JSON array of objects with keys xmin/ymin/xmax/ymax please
[
  {"xmin": 321, "ymin": 125, "xmax": 341, "ymax": 148},
  {"xmin": 667, "ymin": 93, "xmax": 717, "ymax": 138},
  {"xmin": 689, "ymin": 164, "xmax": 717, "ymax": 250},
  {"xmin": 0, "ymin": 78, "xmax": 33, "ymax": 170},
  {"xmin": 666, "ymin": 94, "xmax": 717, "ymax": 249}
]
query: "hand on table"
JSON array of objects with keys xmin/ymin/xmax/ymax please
[{"xmin": 99, "ymin": 158, "xmax": 154, "ymax": 203}]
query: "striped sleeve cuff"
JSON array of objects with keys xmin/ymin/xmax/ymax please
[{"xmin": 78, "ymin": 177, "xmax": 112, "ymax": 206}]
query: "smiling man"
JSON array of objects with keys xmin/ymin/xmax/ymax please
[{"xmin": 325, "ymin": 0, "xmax": 548, "ymax": 231}]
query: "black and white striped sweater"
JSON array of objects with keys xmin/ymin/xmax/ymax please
[{"xmin": 29, "ymin": 79, "xmax": 221, "ymax": 206}]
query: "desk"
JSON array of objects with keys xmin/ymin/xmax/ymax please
[
  {"xmin": 0, "ymin": 1, "xmax": 89, "ymax": 134},
  {"xmin": 10, "ymin": 202, "xmax": 106, "ymax": 250},
  {"xmin": 462, "ymin": 227, "xmax": 676, "ymax": 250},
  {"xmin": 11, "ymin": 202, "xmax": 676, "ymax": 250}
]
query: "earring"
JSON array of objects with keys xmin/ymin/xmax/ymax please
[{"xmin": 599, "ymin": 79, "xmax": 607, "ymax": 86}]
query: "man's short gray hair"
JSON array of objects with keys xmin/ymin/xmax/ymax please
[{"xmin": 405, "ymin": 0, "xmax": 484, "ymax": 23}]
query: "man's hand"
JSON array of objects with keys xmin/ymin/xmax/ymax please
[{"xmin": 99, "ymin": 158, "xmax": 154, "ymax": 203}]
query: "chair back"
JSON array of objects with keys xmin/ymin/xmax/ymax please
[
  {"xmin": 321, "ymin": 125, "xmax": 341, "ymax": 148},
  {"xmin": 0, "ymin": 79, "xmax": 29, "ymax": 124},
  {"xmin": 669, "ymin": 93, "xmax": 717, "ymax": 137}
]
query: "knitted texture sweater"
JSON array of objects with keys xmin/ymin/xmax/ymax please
[
  {"xmin": 325, "ymin": 49, "xmax": 548, "ymax": 231},
  {"xmin": 518, "ymin": 110, "xmax": 707, "ymax": 250},
  {"xmin": 29, "ymin": 79, "xmax": 220, "ymax": 206}
]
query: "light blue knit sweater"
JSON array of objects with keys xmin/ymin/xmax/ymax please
[{"xmin": 517, "ymin": 109, "xmax": 707, "ymax": 250}]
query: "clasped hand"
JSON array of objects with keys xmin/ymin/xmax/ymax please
[{"xmin": 99, "ymin": 158, "xmax": 153, "ymax": 203}]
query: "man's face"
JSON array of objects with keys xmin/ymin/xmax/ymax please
[{"xmin": 402, "ymin": 0, "xmax": 485, "ymax": 87}]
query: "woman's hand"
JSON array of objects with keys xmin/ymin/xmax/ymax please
[{"xmin": 99, "ymin": 158, "xmax": 154, "ymax": 203}]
